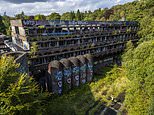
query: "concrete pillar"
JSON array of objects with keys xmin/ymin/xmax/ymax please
[{"xmin": 56, "ymin": 41, "xmax": 59, "ymax": 47}]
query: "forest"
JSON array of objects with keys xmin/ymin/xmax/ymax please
[{"xmin": 0, "ymin": 0, "xmax": 154, "ymax": 114}]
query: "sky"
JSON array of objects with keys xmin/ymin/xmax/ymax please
[{"xmin": 0, "ymin": 0, "xmax": 135, "ymax": 16}]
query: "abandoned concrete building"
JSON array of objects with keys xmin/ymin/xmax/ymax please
[
  {"xmin": 10, "ymin": 20, "xmax": 139, "ymax": 94},
  {"xmin": 0, "ymin": 33, "xmax": 11, "ymax": 54},
  {"xmin": 10, "ymin": 20, "xmax": 139, "ymax": 69}
]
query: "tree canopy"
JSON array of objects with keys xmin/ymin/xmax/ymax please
[
  {"xmin": 123, "ymin": 40, "xmax": 154, "ymax": 115},
  {"xmin": 0, "ymin": 56, "xmax": 48, "ymax": 114},
  {"xmin": 0, "ymin": 0, "xmax": 153, "ymax": 114}
]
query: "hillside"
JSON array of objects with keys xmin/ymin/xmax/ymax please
[{"xmin": 0, "ymin": 0, "xmax": 153, "ymax": 114}]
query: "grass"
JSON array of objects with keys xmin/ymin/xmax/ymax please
[{"xmin": 44, "ymin": 66, "xmax": 130, "ymax": 115}]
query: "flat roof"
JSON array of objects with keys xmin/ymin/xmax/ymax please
[{"xmin": 10, "ymin": 19, "xmax": 138, "ymax": 27}]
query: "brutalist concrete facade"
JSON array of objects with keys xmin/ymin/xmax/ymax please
[
  {"xmin": 4, "ymin": 51, "xmax": 29, "ymax": 73},
  {"xmin": 10, "ymin": 20, "xmax": 139, "ymax": 93},
  {"xmin": 10, "ymin": 20, "xmax": 139, "ymax": 71}
]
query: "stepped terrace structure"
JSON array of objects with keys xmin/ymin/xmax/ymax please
[
  {"xmin": 10, "ymin": 20, "xmax": 139, "ymax": 74},
  {"xmin": 0, "ymin": 33, "xmax": 11, "ymax": 54},
  {"xmin": 5, "ymin": 51, "xmax": 28, "ymax": 73}
]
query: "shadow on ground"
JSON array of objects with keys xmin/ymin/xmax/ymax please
[{"xmin": 41, "ymin": 66, "xmax": 126, "ymax": 115}]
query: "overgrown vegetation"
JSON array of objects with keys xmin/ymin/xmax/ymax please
[
  {"xmin": 44, "ymin": 66, "xmax": 127, "ymax": 115},
  {"xmin": 0, "ymin": 0, "xmax": 153, "ymax": 114},
  {"xmin": 0, "ymin": 56, "xmax": 48, "ymax": 114},
  {"xmin": 30, "ymin": 42, "xmax": 38, "ymax": 57},
  {"xmin": 44, "ymin": 40, "xmax": 154, "ymax": 115},
  {"xmin": 123, "ymin": 40, "xmax": 154, "ymax": 115}
]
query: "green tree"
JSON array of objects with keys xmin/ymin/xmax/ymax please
[
  {"xmin": 2, "ymin": 15, "xmax": 11, "ymax": 36},
  {"xmin": 122, "ymin": 40, "xmax": 134, "ymax": 63},
  {"xmin": 0, "ymin": 15, "xmax": 6, "ymax": 34},
  {"xmin": 138, "ymin": 16, "xmax": 154, "ymax": 42},
  {"xmin": 92, "ymin": 8, "xmax": 104, "ymax": 21},
  {"xmin": 84, "ymin": 10, "xmax": 94, "ymax": 21},
  {"xmin": 76, "ymin": 9, "xmax": 82, "ymax": 21},
  {"xmin": 103, "ymin": 8, "xmax": 114, "ymax": 21},
  {"xmin": 61, "ymin": 12, "xmax": 72, "ymax": 20},
  {"xmin": 119, "ymin": 10, "xmax": 126, "ymax": 21},
  {"xmin": 47, "ymin": 13, "xmax": 61, "ymax": 20},
  {"xmin": 123, "ymin": 40, "xmax": 154, "ymax": 115},
  {"xmin": 0, "ymin": 55, "xmax": 48, "ymax": 114},
  {"xmin": 15, "ymin": 11, "xmax": 25, "ymax": 19},
  {"xmin": 61, "ymin": 11, "xmax": 76, "ymax": 20},
  {"xmin": 24, "ymin": 15, "xmax": 31, "ymax": 20},
  {"xmin": 34, "ymin": 14, "xmax": 46, "ymax": 20},
  {"xmin": 30, "ymin": 42, "xmax": 38, "ymax": 56},
  {"xmin": 70, "ymin": 11, "xmax": 75, "ymax": 20}
]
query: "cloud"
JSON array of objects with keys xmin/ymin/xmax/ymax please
[
  {"xmin": 0, "ymin": 0, "xmax": 135, "ymax": 16},
  {"xmin": 2, "ymin": 0, "xmax": 48, "ymax": 4},
  {"xmin": 1, "ymin": 0, "xmax": 66, "ymax": 4}
]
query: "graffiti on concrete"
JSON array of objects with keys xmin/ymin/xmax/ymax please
[
  {"xmin": 22, "ymin": 20, "xmax": 138, "ymax": 26},
  {"xmin": 87, "ymin": 63, "xmax": 93, "ymax": 82},
  {"xmin": 53, "ymin": 70, "xmax": 63, "ymax": 94},
  {"xmin": 80, "ymin": 64, "xmax": 87, "ymax": 84},
  {"xmin": 64, "ymin": 68, "xmax": 72, "ymax": 84},
  {"xmin": 72, "ymin": 66, "xmax": 80, "ymax": 86}
]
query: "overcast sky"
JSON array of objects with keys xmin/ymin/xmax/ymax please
[{"xmin": 0, "ymin": 0, "xmax": 135, "ymax": 16}]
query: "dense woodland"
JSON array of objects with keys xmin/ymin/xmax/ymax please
[{"xmin": 0, "ymin": 0, "xmax": 154, "ymax": 114}]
